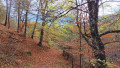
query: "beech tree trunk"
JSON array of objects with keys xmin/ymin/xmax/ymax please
[
  {"xmin": 87, "ymin": 0, "xmax": 106, "ymax": 68},
  {"xmin": 17, "ymin": 1, "xmax": 20, "ymax": 32},
  {"xmin": 38, "ymin": 19, "xmax": 45, "ymax": 47},
  {"xmin": 4, "ymin": 0, "xmax": 8, "ymax": 26},
  {"xmin": 31, "ymin": 2, "xmax": 40, "ymax": 39},
  {"xmin": 31, "ymin": 14, "xmax": 39, "ymax": 39},
  {"xmin": 24, "ymin": 10, "xmax": 28, "ymax": 38},
  {"xmin": 8, "ymin": 0, "xmax": 12, "ymax": 29},
  {"xmin": 38, "ymin": 0, "xmax": 48, "ymax": 47}
]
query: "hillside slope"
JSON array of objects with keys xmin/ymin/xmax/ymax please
[{"xmin": 0, "ymin": 24, "xmax": 70, "ymax": 68}]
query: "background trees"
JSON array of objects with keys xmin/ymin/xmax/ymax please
[
  {"xmin": 0, "ymin": 2, "xmax": 5, "ymax": 23},
  {"xmin": 4, "ymin": 0, "xmax": 12, "ymax": 29},
  {"xmin": 4, "ymin": 0, "xmax": 8, "ymax": 26}
]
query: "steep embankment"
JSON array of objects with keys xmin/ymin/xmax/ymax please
[{"xmin": 0, "ymin": 24, "xmax": 70, "ymax": 68}]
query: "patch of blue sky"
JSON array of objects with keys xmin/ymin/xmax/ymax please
[{"xmin": 99, "ymin": 0, "xmax": 120, "ymax": 16}]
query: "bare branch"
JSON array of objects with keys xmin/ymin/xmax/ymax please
[
  {"xmin": 99, "ymin": 1, "xmax": 120, "ymax": 7},
  {"xmin": 57, "ymin": 8, "xmax": 72, "ymax": 18},
  {"xmin": 99, "ymin": 30, "xmax": 120, "ymax": 37},
  {"xmin": 77, "ymin": 24, "xmax": 96, "ymax": 49}
]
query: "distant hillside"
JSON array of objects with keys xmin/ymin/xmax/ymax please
[
  {"xmin": 99, "ymin": 10, "xmax": 120, "ymax": 23},
  {"xmin": 98, "ymin": 10, "xmax": 120, "ymax": 33}
]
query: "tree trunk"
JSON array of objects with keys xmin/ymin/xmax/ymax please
[
  {"xmin": 31, "ymin": 3, "xmax": 40, "ymax": 39},
  {"xmin": 4, "ymin": 0, "xmax": 8, "ymax": 26},
  {"xmin": 24, "ymin": 10, "xmax": 28, "ymax": 38},
  {"xmin": 20, "ymin": 9, "xmax": 24, "ymax": 23},
  {"xmin": 17, "ymin": 1, "xmax": 20, "ymax": 32},
  {"xmin": 76, "ymin": 0, "xmax": 82, "ymax": 67},
  {"xmin": 38, "ymin": 0, "xmax": 48, "ymax": 47},
  {"xmin": 87, "ymin": 0, "xmax": 106, "ymax": 68},
  {"xmin": 38, "ymin": 19, "xmax": 45, "ymax": 47},
  {"xmin": 8, "ymin": 0, "xmax": 12, "ymax": 29},
  {"xmin": 31, "ymin": 15, "xmax": 39, "ymax": 39}
]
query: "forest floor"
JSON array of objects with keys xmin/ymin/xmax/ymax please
[{"xmin": 0, "ymin": 24, "xmax": 71, "ymax": 68}]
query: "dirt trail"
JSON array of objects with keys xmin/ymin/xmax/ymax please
[{"xmin": 0, "ymin": 24, "xmax": 71, "ymax": 68}]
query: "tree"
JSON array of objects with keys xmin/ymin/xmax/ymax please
[
  {"xmin": 37, "ymin": 0, "xmax": 59, "ymax": 47},
  {"xmin": 31, "ymin": 0, "xmax": 40, "ymax": 39},
  {"xmin": 14, "ymin": 0, "xmax": 25, "ymax": 32},
  {"xmin": 4, "ymin": 0, "xmax": 12, "ymax": 28},
  {"xmin": 63, "ymin": 0, "xmax": 120, "ymax": 68},
  {"xmin": 17, "ymin": 0, "xmax": 20, "ymax": 32},
  {"xmin": 79, "ymin": 0, "xmax": 120, "ymax": 68},
  {"xmin": 23, "ymin": 0, "xmax": 31, "ymax": 38},
  {"xmin": 38, "ymin": 0, "xmax": 48, "ymax": 47},
  {"xmin": 4, "ymin": 0, "xmax": 8, "ymax": 26},
  {"xmin": 75, "ymin": 0, "xmax": 82, "ymax": 67},
  {"xmin": 87, "ymin": 0, "xmax": 106, "ymax": 68},
  {"xmin": 8, "ymin": 0, "xmax": 12, "ymax": 29},
  {"xmin": 0, "ymin": 3, "xmax": 6, "ymax": 23}
]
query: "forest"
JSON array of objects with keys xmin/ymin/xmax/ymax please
[{"xmin": 0, "ymin": 0, "xmax": 120, "ymax": 68}]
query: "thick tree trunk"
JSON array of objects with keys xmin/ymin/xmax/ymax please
[
  {"xmin": 24, "ymin": 10, "xmax": 28, "ymax": 38},
  {"xmin": 4, "ymin": 0, "xmax": 8, "ymax": 26},
  {"xmin": 87, "ymin": 0, "xmax": 106, "ymax": 68}
]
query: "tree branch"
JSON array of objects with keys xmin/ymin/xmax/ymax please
[
  {"xmin": 77, "ymin": 24, "xmax": 96, "ymax": 49},
  {"xmin": 99, "ymin": 1, "xmax": 120, "ymax": 7},
  {"xmin": 99, "ymin": 30, "xmax": 120, "ymax": 37},
  {"xmin": 57, "ymin": 8, "xmax": 72, "ymax": 18},
  {"xmin": 103, "ymin": 41, "xmax": 120, "ymax": 45}
]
